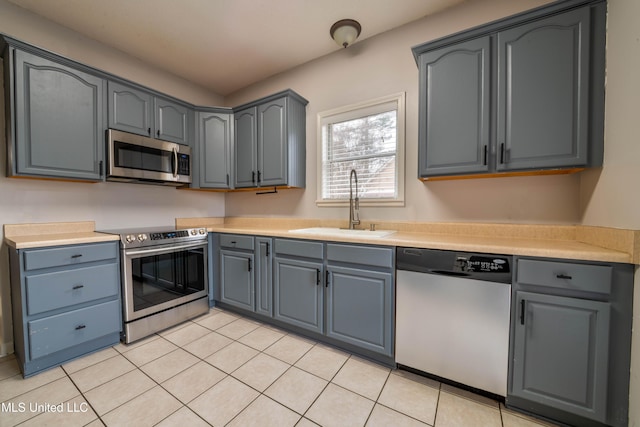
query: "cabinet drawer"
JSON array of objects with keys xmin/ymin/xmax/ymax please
[
  {"xmin": 220, "ymin": 234, "xmax": 254, "ymax": 250},
  {"xmin": 28, "ymin": 300, "xmax": 121, "ymax": 360},
  {"xmin": 23, "ymin": 242, "xmax": 118, "ymax": 271},
  {"xmin": 327, "ymin": 244, "xmax": 393, "ymax": 269},
  {"xmin": 275, "ymin": 238, "xmax": 324, "ymax": 259},
  {"xmin": 517, "ymin": 259, "xmax": 612, "ymax": 294},
  {"xmin": 25, "ymin": 263, "xmax": 120, "ymax": 315}
]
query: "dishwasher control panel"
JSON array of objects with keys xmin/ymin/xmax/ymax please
[
  {"xmin": 396, "ymin": 248, "xmax": 513, "ymax": 284},
  {"xmin": 458, "ymin": 255, "xmax": 510, "ymax": 273}
]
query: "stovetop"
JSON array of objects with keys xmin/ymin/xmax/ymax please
[{"xmin": 100, "ymin": 226, "xmax": 208, "ymax": 249}]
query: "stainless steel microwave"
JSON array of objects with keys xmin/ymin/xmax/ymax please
[{"xmin": 106, "ymin": 129, "xmax": 192, "ymax": 186}]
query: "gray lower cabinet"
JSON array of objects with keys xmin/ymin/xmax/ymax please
[
  {"xmin": 413, "ymin": 1, "xmax": 605, "ymax": 179},
  {"xmin": 326, "ymin": 243, "xmax": 394, "ymax": 357},
  {"xmin": 193, "ymin": 109, "xmax": 233, "ymax": 189},
  {"xmin": 9, "ymin": 242, "xmax": 122, "ymax": 377},
  {"xmin": 218, "ymin": 234, "xmax": 273, "ymax": 315},
  {"xmin": 215, "ymin": 235, "xmax": 395, "ymax": 362},
  {"xmin": 108, "ymin": 80, "xmax": 192, "ymax": 145},
  {"xmin": 273, "ymin": 239, "xmax": 324, "ymax": 334},
  {"xmin": 233, "ymin": 90, "xmax": 308, "ymax": 189},
  {"xmin": 508, "ymin": 257, "xmax": 634, "ymax": 427},
  {"xmin": 220, "ymin": 247, "xmax": 254, "ymax": 311},
  {"xmin": 255, "ymin": 237, "xmax": 273, "ymax": 316},
  {"xmin": 8, "ymin": 48, "xmax": 105, "ymax": 181},
  {"xmin": 511, "ymin": 291, "xmax": 610, "ymax": 422}
]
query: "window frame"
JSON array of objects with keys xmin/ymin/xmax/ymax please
[{"xmin": 316, "ymin": 92, "xmax": 405, "ymax": 207}]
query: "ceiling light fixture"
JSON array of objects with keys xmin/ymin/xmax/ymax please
[{"xmin": 330, "ymin": 19, "xmax": 362, "ymax": 48}]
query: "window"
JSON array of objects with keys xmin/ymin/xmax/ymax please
[{"xmin": 317, "ymin": 93, "xmax": 405, "ymax": 206}]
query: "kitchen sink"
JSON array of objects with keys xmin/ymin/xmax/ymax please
[{"xmin": 288, "ymin": 227, "xmax": 396, "ymax": 238}]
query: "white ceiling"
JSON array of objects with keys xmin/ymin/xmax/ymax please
[{"xmin": 8, "ymin": 0, "xmax": 465, "ymax": 96}]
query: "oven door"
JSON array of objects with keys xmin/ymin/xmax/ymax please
[{"xmin": 122, "ymin": 241, "xmax": 208, "ymax": 322}]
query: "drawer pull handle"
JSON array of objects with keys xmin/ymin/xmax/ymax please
[
  {"xmin": 72, "ymin": 284, "xmax": 84, "ymax": 290},
  {"xmin": 71, "ymin": 254, "xmax": 83, "ymax": 259},
  {"xmin": 520, "ymin": 299, "xmax": 525, "ymax": 325},
  {"xmin": 556, "ymin": 274, "xmax": 572, "ymax": 280},
  {"xmin": 247, "ymin": 258, "xmax": 252, "ymax": 272},
  {"xmin": 75, "ymin": 325, "xmax": 86, "ymax": 330},
  {"xmin": 230, "ymin": 241, "xmax": 237, "ymax": 244}
]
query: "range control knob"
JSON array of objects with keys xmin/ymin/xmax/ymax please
[
  {"xmin": 190, "ymin": 229, "xmax": 197, "ymax": 236},
  {"xmin": 199, "ymin": 228, "xmax": 206, "ymax": 235},
  {"xmin": 125, "ymin": 235, "xmax": 136, "ymax": 244},
  {"xmin": 138, "ymin": 234, "xmax": 147, "ymax": 242}
]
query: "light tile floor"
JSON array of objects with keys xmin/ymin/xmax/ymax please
[{"xmin": 0, "ymin": 308, "xmax": 561, "ymax": 427}]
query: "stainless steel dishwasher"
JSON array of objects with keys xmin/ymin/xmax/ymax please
[{"xmin": 396, "ymin": 247, "xmax": 512, "ymax": 397}]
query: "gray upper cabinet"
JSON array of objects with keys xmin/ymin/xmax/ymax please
[
  {"xmin": 108, "ymin": 81, "xmax": 153, "ymax": 137},
  {"xmin": 194, "ymin": 110, "xmax": 233, "ymax": 189},
  {"xmin": 496, "ymin": 7, "xmax": 590, "ymax": 171},
  {"xmin": 418, "ymin": 37, "xmax": 491, "ymax": 176},
  {"xmin": 155, "ymin": 96, "xmax": 191, "ymax": 145},
  {"xmin": 258, "ymin": 97, "xmax": 287, "ymax": 186},
  {"xmin": 9, "ymin": 49, "xmax": 105, "ymax": 181},
  {"xmin": 511, "ymin": 291, "xmax": 610, "ymax": 423},
  {"xmin": 234, "ymin": 107, "xmax": 258, "ymax": 188},
  {"xmin": 108, "ymin": 81, "xmax": 192, "ymax": 145},
  {"xmin": 413, "ymin": 1, "xmax": 605, "ymax": 179},
  {"xmin": 233, "ymin": 90, "xmax": 308, "ymax": 189}
]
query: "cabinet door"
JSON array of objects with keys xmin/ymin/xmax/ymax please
[
  {"xmin": 326, "ymin": 266, "xmax": 393, "ymax": 356},
  {"xmin": 13, "ymin": 51, "xmax": 105, "ymax": 180},
  {"xmin": 198, "ymin": 112, "xmax": 233, "ymax": 188},
  {"xmin": 497, "ymin": 7, "xmax": 590, "ymax": 171},
  {"xmin": 220, "ymin": 250, "xmax": 254, "ymax": 311},
  {"xmin": 255, "ymin": 237, "xmax": 273, "ymax": 317},
  {"xmin": 418, "ymin": 37, "xmax": 491, "ymax": 177},
  {"xmin": 258, "ymin": 97, "xmax": 287, "ymax": 186},
  {"xmin": 512, "ymin": 291, "xmax": 610, "ymax": 422},
  {"xmin": 234, "ymin": 107, "xmax": 257, "ymax": 188},
  {"xmin": 155, "ymin": 97, "xmax": 191, "ymax": 145},
  {"xmin": 108, "ymin": 81, "xmax": 153, "ymax": 137},
  {"xmin": 273, "ymin": 257, "xmax": 323, "ymax": 334}
]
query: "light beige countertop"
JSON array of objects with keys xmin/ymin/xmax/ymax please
[
  {"xmin": 4, "ymin": 222, "xmax": 120, "ymax": 249},
  {"xmin": 4, "ymin": 218, "xmax": 637, "ymax": 265},
  {"xmin": 177, "ymin": 217, "xmax": 639, "ymax": 265}
]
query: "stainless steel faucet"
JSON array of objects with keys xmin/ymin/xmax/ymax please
[{"xmin": 349, "ymin": 169, "xmax": 361, "ymax": 229}]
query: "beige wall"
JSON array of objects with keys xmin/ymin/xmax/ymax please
[
  {"xmin": 0, "ymin": 0, "xmax": 226, "ymax": 355},
  {"xmin": 224, "ymin": 0, "xmax": 583, "ymax": 224}
]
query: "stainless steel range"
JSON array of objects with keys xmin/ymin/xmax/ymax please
[{"xmin": 103, "ymin": 226, "xmax": 209, "ymax": 343}]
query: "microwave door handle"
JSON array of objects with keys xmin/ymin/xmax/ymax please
[{"xmin": 172, "ymin": 146, "xmax": 178, "ymax": 178}]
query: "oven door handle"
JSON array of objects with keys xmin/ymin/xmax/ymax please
[{"xmin": 125, "ymin": 241, "xmax": 207, "ymax": 257}]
